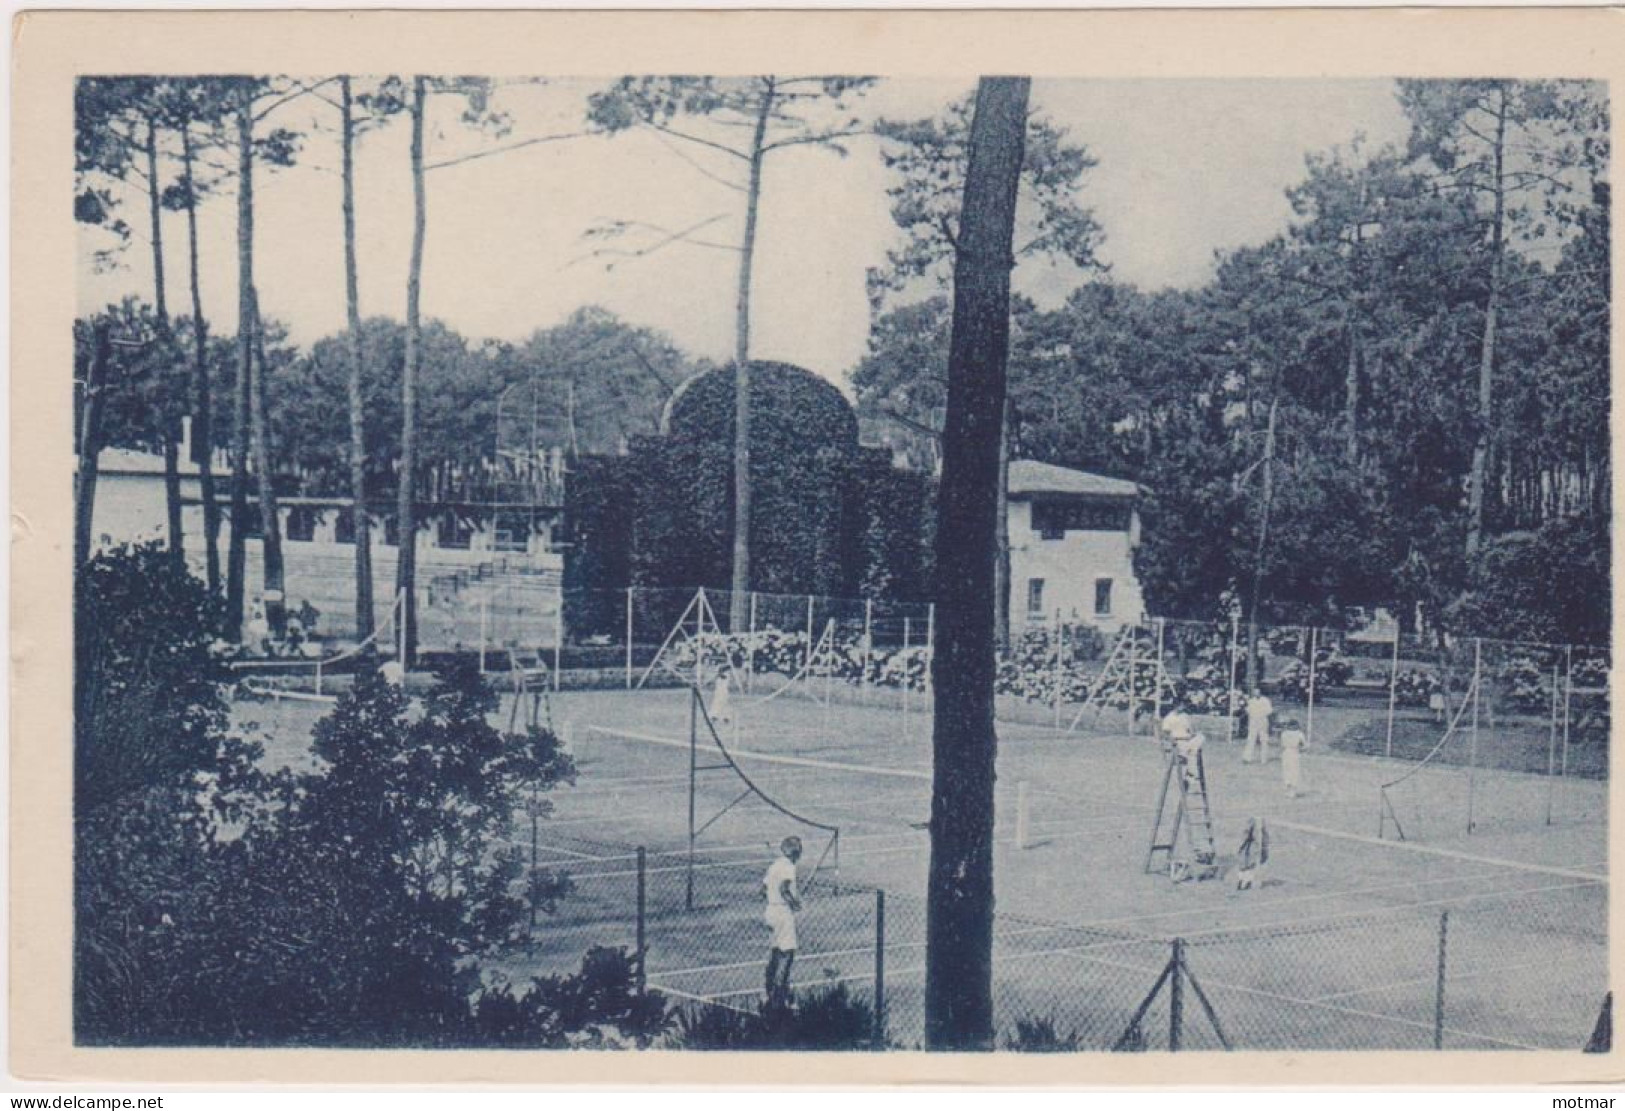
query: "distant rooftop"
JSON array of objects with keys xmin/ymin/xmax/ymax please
[{"xmin": 1007, "ymin": 459, "xmax": 1140, "ymax": 500}]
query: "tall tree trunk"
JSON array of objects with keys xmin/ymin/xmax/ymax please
[
  {"xmin": 397, "ymin": 76, "xmax": 426, "ymax": 664},
  {"xmin": 144, "ymin": 114, "xmax": 185, "ymax": 563},
  {"xmin": 249, "ymin": 289, "xmax": 287, "ymax": 638},
  {"xmin": 1343, "ymin": 325, "xmax": 1360, "ymax": 464},
  {"xmin": 728, "ymin": 77, "xmax": 775, "ymax": 631},
  {"xmin": 225, "ymin": 82, "xmax": 255, "ymax": 642},
  {"xmin": 1245, "ymin": 397, "xmax": 1278, "ymax": 695},
  {"xmin": 75, "ymin": 321, "xmax": 112, "ymax": 570},
  {"xmin": 993, "ymin": 399, "xmax": 1011, "ymax": 648},
  {"xmin": 341, "ymin": 77, "xmax": 375, "ymax": 641},
  {"xmin": 1466, "ymin": 88, "xmax": 1508, "ymax": 561},
  {"xmin": 182, "ymin": 123, "xmax": 221, "ymax": 596},
  {"xmin": 925, "ymin": 75, "xmax": 1029, "ymax": 1052}
]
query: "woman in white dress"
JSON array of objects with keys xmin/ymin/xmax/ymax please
[{"xmin": 1279, "ymin": 716, "xmax": 1307, "ymax": 797}]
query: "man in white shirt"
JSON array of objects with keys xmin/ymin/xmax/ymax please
[
  {"xmin": 1243, "ymin": 691, "xmax": 1274, "ymax": 764},
  {"xmin": 1161, "ymin": 709, "xmax": 1193, "ymax": 753},
  {"xmin": 763, "ymin": 836, "xmax": 803, "ymax": 1008}
]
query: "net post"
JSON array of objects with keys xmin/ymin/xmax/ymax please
[
  {"xmin": 1226, "ymin": 612, "xmax": 1240, "ymax": 743},
  {"xmin": 1169, "ymin": 938, "xmax": 1185, "ymax": 1051},
  {"xmin": 636, "ymin": 846, "xmax": 647, "ymax": 999},
  {"xmin": 687, "ymin": 687, "xmax": 697, "ymax": 912},
  {"xmin": 1381, "ymin": 629, "xmax": 1400, "ymax": 758},
  {"xmin": 1467, "ymin": 639, "xmax": 1481, "ymax": 835},
  {"xmin": 624, "ymin": 587, "xmax": 634, "ymax": 690},
  {"xmin": 1434, "ymin": 909, "xmax": 1449, "ymax": 1049},
  {"xmin": 873, "ymin": 889, "xmax": 886, "ymax": 1051},
  {"xmin": 315, "ymin": 658, "xmax": 324, "ymax": 697},
  {"xmin": 1306, "ymin": 625, "xmax": 1319, "ymax": 749},
  {"xmin": 396, "ymin": 587, "xmax": 407, "ymax": 669}
]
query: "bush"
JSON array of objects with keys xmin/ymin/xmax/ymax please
[
  {"xmin": 1006, "ymin": 1015, "xmax": 1083, "ymax": 1052},
  {"xmin": 75, "ymin": 542, "xmax": 229, "ymax": 815},
  {"xmin": 675, "ymin": 982, "xmax": 883, "ymax": 1050}
]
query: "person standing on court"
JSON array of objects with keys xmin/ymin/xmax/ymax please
[
  {"xmin": 710, "ymin": 666, "xmax": 733, "ymax": 726},
  {"xmin": 1243, "ymin": 689, "xmax": 1274, "ymax": 764},
  {"xmin": 1279, "ymin": 716, "xmax": 1307, "ymax": 797},
  {"xmin": 762, "ymin": 836, "xmax": 803, "ymax": 1008}
]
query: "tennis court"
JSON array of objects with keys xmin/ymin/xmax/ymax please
[{"xmin": 475, "ymin": 677, "xmax": 1608, "ymax": 1050}]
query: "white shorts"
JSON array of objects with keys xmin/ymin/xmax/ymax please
[{"xmin": 764, "ymin": 903, "xmax": 798, "ymax": 951}]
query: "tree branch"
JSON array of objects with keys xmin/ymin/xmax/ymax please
[
  {"xmin": 425, "ymin": 130, "xmax": 586, "ymax": 172},
  {"xmin": 642, "ymin": 121, "xmax": 750, "ymax": 162}
]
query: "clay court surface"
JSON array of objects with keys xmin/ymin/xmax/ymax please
[{"xmin": 234, "ymin": 682, "xmax": 1608, "ymax": 1050}]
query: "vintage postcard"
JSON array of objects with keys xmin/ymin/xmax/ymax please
[{"xmin": 12, "ymin": 6, "xmax": 1623, "ymax": 1087}]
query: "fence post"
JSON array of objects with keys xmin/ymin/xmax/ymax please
[
  {"xmin": 805, "ymin": 594, "xmax": 815, "ymax": 671},
  {"xmin": 1467, "ymin": 639, "xmax": 1481, "ymax": 834},
  {"xmin": 1385, "ymin": 631, "xmax": 1400, "ymax": 759},
  {"xmin": 479, "ymin": 591, "xmax": 490, "ymax": 674},
  {"xmin": 901, "ymin": 617, "xmax": 912, "ymax": 730},
  {"xmin": 1051, "ymin": 610, "xmax": 1063, "ymax": 729},
  {"xmin": 926, "ymin": 603, "xmax": 936, "ymax": 695},
  {"xmin": 1169, "ymin": 938, "xmax": 1185, "ymax": 1051},
  {"xmin": 1226, "ymin": 612, "xmax": 1240, "ymax": 743},
  {"xmin": 1153, "ymin": 618, "xmax": 1167, "ymax": 729},
  {"xmin": 1434, "ymin": 909, "xmax": 1449, "ymax": 1049},
  {"xmin": 687, "ymin": 689, "xmax": 697, "ymax": 912},
  {"xmin": 873, "ymin": 889, "xmax": 886, "ymax": 1051},
  {"xmin": 1306, "ymin": 626, "xmax": 1319, "ymax": 749},
  {"xmin": 863, "ymin": 598, "xmax": 874, "ymax": 696},
  {"xmin": 636, "ymin": 846, "xmax": 647, "ymax": 999},
  {"xmin": 1561, "ymin": 644, "xmax": 1574, "ymax": 785},
  {"xmin": 1546, "ymin": 657, "xmax": 1561, "ymax": 826},
  {"xmin": 1127, "ymin": 622, "xmax": 1139, "ymax": 737},
  {"xmin": 624, "ymin": 587, "xmax": 634, "ymax": 690},
  {"xmin": 553, "ymin": 590, "xmax": 564, "ymax": 692},
  {"xmin": 747, "ymin": 591, "xmax": 758, "ymax": 694}
]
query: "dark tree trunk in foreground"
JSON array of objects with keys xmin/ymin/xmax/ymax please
[
  {"xmin": 925, "ymin": 76, "xmax": 1029, "ymax": 1052},
  {"xmin": 225, "ymin": 82, "xmax": 254, "ymax": 642},
  {"xmin": 341, "ymin": 76, "xmax": 375, "ymax": 640},
  {"xmin": 396, "ymin": 76, "xmax": 426, "ymax": 664},
  {"xmin": 182, "ymin": 123, "xmax": 221, "ymax": 596}
]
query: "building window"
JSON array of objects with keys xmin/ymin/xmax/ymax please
[
  {"xmin": 285, "ymin": 506, "xmax": 317, "ymax": 543},
  {"xmin": 437, "ymin": 513, "xmax": 474, "ymax": 551},
  {"xmin": 492, "ymin": 510, "xmax": 530, "ymax": 553},
  {"xmin": 381, "ymin": 515, "xmax": 398, "ymax": 547},
  {"xmin": 334, "ymin": 510, "xmax": 356, "ymax": 545},
  {"xmin": 1027, "ymin": 578, "xmax": 1045, "ymax": 617},
  {"xmin": 1031, "ymin": 499, "xmax": 1132, "ymax": 539},
  {"xmin": 1094, "ymin": 578, "xmax": 1113, "ymax": 617}
]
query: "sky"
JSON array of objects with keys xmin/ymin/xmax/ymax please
[{"xmin": 77, "ymin": 77, "xmax": 1409, "ymax": 386}]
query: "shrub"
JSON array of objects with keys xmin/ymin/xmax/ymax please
[
  {"xmin": 1006, "ymin": 1015, "xmax": 1083, "ymax": 1052},
  {"xmin": 674, "ymin": 982, "xmax": 883, "ymax": 1050}
]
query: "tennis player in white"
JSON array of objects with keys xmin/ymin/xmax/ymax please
[{"xmin": 763, "ymin": 836, "xmax": 803, "ymax": 1008}]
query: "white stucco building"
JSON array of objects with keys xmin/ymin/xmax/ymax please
[{"xmin": 1007, "ymin": 459, "xmax": 1147, "ymax": 634}]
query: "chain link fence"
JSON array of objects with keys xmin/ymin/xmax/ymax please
[{"xmin": 513, "ymin": 844, "xmax": 1607, "ymax": 1052}]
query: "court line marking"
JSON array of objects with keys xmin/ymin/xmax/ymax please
[
  {"xmin": 586, "ymin": 725, "xmax": 930, "ymax": 781},
  {"xmin": 1270, "ymin": 819, "xmax": 1609, "ymax": 882}
]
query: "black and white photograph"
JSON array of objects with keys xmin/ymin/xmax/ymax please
[{"xmin": 15, "ymin": 6, "xmax": 1619, "ymax": 1084}]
